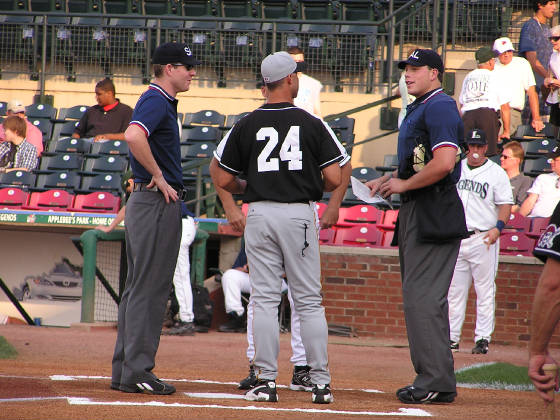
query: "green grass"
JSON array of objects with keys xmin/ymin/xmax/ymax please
[
  {"xmin": 456, "ymin": 362, "xmax": 534, "ymax": 391},
  {"xmin": 0, "ymin": 336, "xmax": 18, "ymax": 359}
]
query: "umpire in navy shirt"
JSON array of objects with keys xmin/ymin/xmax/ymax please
[
  {"xmin": 111, "ymin": 42, "xmax": 199, "ymax": 395},
  {"xmin": 367, "ymin": 49, "xmax": 466, "ymax": 404}
]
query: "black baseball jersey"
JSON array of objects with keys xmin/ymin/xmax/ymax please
[
  {"xmin": 214, "ymin": 102, "xmax": 349, "ymax": 203},
  {"xmin": 533, "ymin": 202, "xmax": 560, "ymax": 263}
]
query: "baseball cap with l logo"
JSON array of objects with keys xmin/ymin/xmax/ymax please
[{"xmin": 466, "ymin": 128, "xmax": 487, "ymax": 145}]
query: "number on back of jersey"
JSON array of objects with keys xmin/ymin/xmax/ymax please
[{"xmin": 257, "ymin": 126, "xmax": 302, "ymax": 172}]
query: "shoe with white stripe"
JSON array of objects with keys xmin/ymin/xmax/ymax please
[
  {"xmin": 396, "ymin": 385, "xmax": 456, "ymax": 404},
  {"xmin": 312, "ymin": 383, "xmax": 334, "ymax": 404},
  {"xmin": 244, "ymin": 380, "xmax": 278, "ymax": 402},
  {"xmin": 119, "ymin": 378, "xmax": 176, "ymax": 395}
]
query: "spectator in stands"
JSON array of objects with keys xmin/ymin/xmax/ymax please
[
  {"xmin": 459, "ymin": 46, "xmax": 511, "ymax": 156},
  {"xmin": 493, "ymin": 37, "xmax": 544, "ymax": 136},
  {"xmin": 520, "ymin": 144, "xmax": 560, "ymax": 217},
  {"xmin": 288, "ymin": 47, "xmax": 322, "ymax": 117},
  {"xmin": 519, "ymin": 0, "xmax": 556, "ymax": 119},
  {"xmin": 0, "ymin": 99, "xmax": 43, "ymax": 156},
  {"xmin": 96, "ymin": 171, "xmax": 133, "ymax": 233},
  {"xmin": 544, "ymin": 25, "xmax": 560, "ymax": 136},
  {"xmin": 0, "ymin": 115, "xmax": 38, "ymax": 173},
  {"xmin": 73, "ymin": 78, "xmax": 133, "ymax": 142},
  {"xmin": 500, "ymin": 141, "xmax": 533, "ymax": 213}
]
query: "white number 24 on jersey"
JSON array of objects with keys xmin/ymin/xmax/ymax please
[{"xmin": 256, "ymin": 126, "xmax": 302, "ymax": 172}]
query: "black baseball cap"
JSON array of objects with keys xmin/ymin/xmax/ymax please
[
  {"xmin": 398, "ymin": 49, "xmax": 444, "ymax": 74},
  {"xmin": 152, "ymin": 42, "xmax": 201, "ymax": 66},
  {"xmin": 547, "ymin": 144, "xmax": 560, "ymax": 159},
  {"xmin": 466, "ymin": 128, "xmax": 487, "ymax": 145}
]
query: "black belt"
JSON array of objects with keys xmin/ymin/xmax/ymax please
[
  {"xmin": 467, "ymin": 229, "xmax": 488, "ymax": 236},
  {"xmin": 134, "ymin": 182, "xmax": 188, "ymax": 201}
]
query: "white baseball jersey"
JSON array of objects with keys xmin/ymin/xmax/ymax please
[{"xmin": 456, "ymin": 158, "xmax": 514, "ymax": 231}]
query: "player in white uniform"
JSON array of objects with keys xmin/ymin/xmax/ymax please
[{"xmin": 448, "ymin": 129, "xmax": 513, "ymax": 354}]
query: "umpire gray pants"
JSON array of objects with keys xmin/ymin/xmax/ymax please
[
  {"xmin": 111, "ymin": 191, "xmax": 182, "ymax": 386},
  {"xmin": 245, "ymin": 201, "xmax": 331, "ymax": 385},
  {"xmin": 398, "ymin": 200, "xmax": 459, "ymax": 393}
]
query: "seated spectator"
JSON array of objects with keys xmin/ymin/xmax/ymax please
[
  {"xmin": 500, "ymin": 141, "xmax": 534, "ymax": 212},
  {"xmin": 0, "ymin": 115, "xmax": 38, "ymax": 173},
  {"xmin": 73, "ymin": 78, "xmax": 133, "ymax": 142},
  {"xmin": 520, "ymin": 144, "xmax": 560, "ymax": 217},
  {"xmin": 0, "ymin": 99, "xmax": 44, "ymax": 156}
]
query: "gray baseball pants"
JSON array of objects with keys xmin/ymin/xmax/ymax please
[
  {"xmin": 244, "ymin": 201, "xmax": 331, "ymax": 385},
  {"xmin": 111, "ymin": 191, "xmax": 182, "ymax": 386},
  {"xmin": 398, "ymin": 200, "xmax": 460, "ymax": 393}
]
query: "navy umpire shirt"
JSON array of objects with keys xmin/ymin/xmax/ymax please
[
  {"xmin": 398, "ymin": 88, "xmax": 464, "ymax": 183},
  {"xmin": 129, "ymin": 83, "xmax": 183, "ymax": 188}
]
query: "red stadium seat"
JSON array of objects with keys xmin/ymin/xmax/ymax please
[
  {"xmin": 504, "ymin": 212, "xmax": 531, "ymax": 232},
  {"xmin": 527, "ymin": 217, "xmax": 551, "ymax": 239},
  {"xmin": 333, "ymin": 224, "xmax": 382, "ymax": 247},
  {"xmin": 499, "ymin": 232, "xmax": 536, "ymax": 256},
  {"xmin": 381, "ymin": 230, "xmax": 396, "ymax": 248},
  {"xmin": 0, "ymin": 187, "xmax": 29, "ymax": 209},
  {"xmin": 336, "ymin": 204, "xmax": 383, "ymax": 227},
  {"xmin": 23, "ymin": 189, "xmax": 74, "ymax": 212},
  {"xmin": 319, "ymin": 227, "xmax": 336, "ymax": 245},
  {"xmin": 68, "ymin": 191, "xmax": 121, "ymax": 213},
  {"xmin": 377, "ymin": 209, "xmax": 399, "ymax": 230}
]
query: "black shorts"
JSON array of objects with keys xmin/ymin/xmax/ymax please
[{"xmin": 550, "ymin": 103, "xmax": 560, "ymax": 126}]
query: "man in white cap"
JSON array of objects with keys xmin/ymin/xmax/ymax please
[
  {"xmin": 492, "ymin": 37, "xmax": 544, "ymax": 136},
  {"xmin": 211, "ymin": 51, "xmax": 349, "ymax": 404},
  {"xmin": 0, "ymin": 99, "xmax": 43, "ymax": 156}
]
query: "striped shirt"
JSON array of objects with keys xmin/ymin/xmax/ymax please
[{"xmin": 0, "ymin": 140, "xmax": 38, "ymax": 171}]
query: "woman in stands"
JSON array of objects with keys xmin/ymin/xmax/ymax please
[
  {"xmin": 545, "ymin": 25, "xmax": 560, "ymax": 136},
  {"xmin": 0, "ymin": 115, "xmax": 38, "ymax": 173}
]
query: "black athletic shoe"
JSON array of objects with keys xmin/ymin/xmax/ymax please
[
  {"xmin": 312, "ymin": 383, "xmax": 334, "ymax": 404},
  {"xmin": 218, "ymin": 312, "xmax": 246, "ymax": 333},
  {"xmin": 396, "ymin": 385, "xmax": 456, "ymax": 404},
  {"xmin": 238, "ymin": 364, "xmax": 258, "ymax": 390},
  {"xmin": 472, "ymin": 339, "xmax": 489, "ymax": 354},
  {"xmin": 244, "ymin": 380, "xmax": 278, "ymax": 402},
  {"xmin": 162, "ymin": 321, "xmax": 196, "ymax": 336},
  {"xmin": 450, "ymin": 340, "xmax": 459, "ymax": 352},
  {"xmin": 290, "ymin": 365, "xmax": 313, "ymax": 391},
  {"xmin": 110, "ymin": 382, "xmax": 121, "ymax": 391},
  {"xmin": 119, "ymin": 378, "xmax": 176, "ymax": 395}
]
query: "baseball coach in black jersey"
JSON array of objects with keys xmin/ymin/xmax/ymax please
[{"xmin": 210, "ymin": 51, "xmax": 349, "ymax": 404}]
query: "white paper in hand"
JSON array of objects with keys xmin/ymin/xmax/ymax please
[{"xmin": 350, "ymin": 176, "xmax": 393, "ymax": 209}]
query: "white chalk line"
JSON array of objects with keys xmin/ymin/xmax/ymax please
[
  {"xmin": 0, "ymin": 397, "xmax": 68, "ymax": 403},
  {"xmin": 66, "ymin": 397, "xmax": 432, "ymax": 417}
]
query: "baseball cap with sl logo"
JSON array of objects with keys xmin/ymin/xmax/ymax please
[
  {"xmin": 152, "ymin": 42, "xmax": 201, "ymax": 66},
  {"xmin": 397, "ymin": 49, "xmax": 444, "ymax": 73}
]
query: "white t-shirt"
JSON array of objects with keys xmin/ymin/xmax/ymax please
[
  {"xmin": 459, "ymin": 68, "xmax": 510, "ymax": 112},
  {"xmin": 527, "ymin": 172, "xmax": 560, "ymax": 217},
  {"xmin": 456, "ymin": 159, "xmax": 514, "ymax": 231},
  {"xmin": 398, "ymin": 72, "xmax": 415, "ymax": 128},
  {"xmin": 493, "ymin": 56, "xmax": 536, "ymax": 110},
  {"xmin": 294, "ymin": 73, "xmax": 322, "ymax": 116},
  {"xmin": 547, "ymin": 50, "xmax": 560, "ymax": 104}
]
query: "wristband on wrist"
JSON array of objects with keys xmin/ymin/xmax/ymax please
[{"xmin": 496, "ymin": 220, "xmax": 505, "ymax": 233}]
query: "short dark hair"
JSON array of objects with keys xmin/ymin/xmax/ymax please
[
  {"xmin": 428, "ymin": 67, "xmax": 444, "ymax": 83},
  {"xmin": 153, "ymin": 64, "xmax": 165, "ymax": 78},
  {"xmin": 263, "ymin": 77, "xmax": 286, "ymax": 91},
  {"xmin": 95, "ymin": 77, "xmax": 115, "ymax": 94},
  {"xmin": 287, "ymin": 46, "xmax": 303, "ymax": 55},
  {"xmin": 534, "ymin": 0, "xmax": 554, "ymax": 12},
  {"xmin": 3, "ymin": 115, "xmax": 26, "ymax": 138}
]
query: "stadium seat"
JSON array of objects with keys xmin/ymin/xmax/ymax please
[
  {"xmin": 0, "ymin": 170, "xmax": 36, "ymax": 189},
  {"xmin": 47, "ymin": 137, "xmax": 91, "ymax": 154},
  {"xmin": 89, "ymin": 140, "xmax": 129, "ymax": 156},
  {"xmin": 79, "ymin": 172, "xmax": 122, "ymax": 194},
  {"xmin": 183, "ymin": 109, "xmax": 226, "ymax": 127},
  {"xmin": 523, "ymin": 138, "xmax": 557, "ymax": 158},
  {"xmin": 381, "ymin": 230, "xmax": 396, "ymax": 247},
  {"xmin": 29, "ymin": 118, "xmax": 54, "ymax": 139},
  {"xmin": 25, "ymin": 103, "xmax": 57, "ymax": 120},
  {"xmin": 333, "ymin": 224, "xmax": 382, "ymax": 247},
  {"xmin": 143, "ymin": 0, "xmax": 181, "ymax": 16},
  {"xmin": 181, "ymin": 126, "xmax": 222, "ymax": 143},
  {"xmin": 504, "ymin": 212, "xmax": 531, "ymax": 232},
  {"xmin": 499, "ymin": 232, "xmax": 536, "ymax": 256},
  {"xmin": 34, "ymin": 171, "xmax": 81, "ymax": 191},
  {"xmin": 51, "ymin": 120, "xmax": 80, "ymax": 140},
  {"xmin": 319, "ymin": 227, "xmax": 336, "ymax": 245},
  {"xmin": 376, "ymin": 154, "xmax": 399, "ymax": 173},
  {"xmin": 377, "ymin": 209, "xmax": 398, "ymax": 230},
  {"xmin": 352, "ymin": 166, "xmax": 380, "ymax": 183},
  {"xmin": 182, "ymin": 161, "xmax": 210, "ymax": 181},
  {"xmin": 0, "ymin": 187, "xmax": 28, "ymax": 209},
  {"xmin": 23, "ymin": 189, "xmax": 74, "ymax": 211},
  {"xmin": 37, "ymin": 153, "xmax": 83, "ymax": 173},
  {"xmin": 56, "ymin": 105, "xmax": 88, "ymax": 121},
  {"xmin": 513, "ymin": 123, "xmax": 556, "ymax": 140},
  {"xmin": 526, "ymin": 217, "xmax": 551, "ymax": 239},
  {"xmin": 67, "ymin": 191, "xmax": 121, "ymax": 213},
  {"xmin": 523, "ymin": 156, "xmax": 551, "ymax": 177},
  {"xmin": 0, "ymin": 6, "xmax": 37, "ymax": 80},
  {"xmin": 82, "ymin": 155, "xmax": 128, "ymax": 174},
  {"xmin": 0, "ymin": 101, "xmax": 7, "ymax": 116},
  {"xmin": 224, "ymin": 112, "xmax": 250, "ymax": 129},
  {"xmin": 336, "ymin": 204, "xmax": 383, "ymax": 227},
  {"xmin": 180, "ymin": 142, "xmax": 217, "ymax": 160}
]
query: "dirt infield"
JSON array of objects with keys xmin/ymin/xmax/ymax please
[{"xmin": 0, "ymin": 324, "xmax": 556, "ymax": 420}]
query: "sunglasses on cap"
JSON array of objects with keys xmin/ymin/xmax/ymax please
[{"xmin": 550, "ymin": 36, "xmax": 560, "ymax": 42}]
